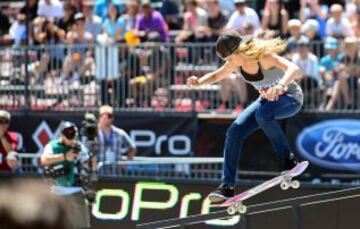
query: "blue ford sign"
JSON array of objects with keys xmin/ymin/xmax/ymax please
[{"xmin": 296, "ymin": 119, "xmax": 360, "ymax": 171}]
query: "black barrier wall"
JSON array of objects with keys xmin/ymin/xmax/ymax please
[
  {"xmin": 8, "ymin": 112, "xmax": 360, "ymax": 176},
  {"xmin": 91, "ymin": 178, "xmax": 332, "ymax": 229},
  {"xmin": 10, "ymin": 112, "xmax": 197, "ymax": 157}
]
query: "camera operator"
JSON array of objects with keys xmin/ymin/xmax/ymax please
[
  {"xmin": 97, "ymin": 105, "xmax": 137, "ymax": 165},
  {"xmin": 40, "ymin": 121, "xmax": 91, "ymax": 228},
  {"xmin": 0, "ymin": 110, "xmax": 20, "ymax": 173}
]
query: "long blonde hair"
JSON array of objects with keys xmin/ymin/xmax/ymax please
[{"xmin": 236, "ymin": 37, "xmax": 287, "ymax": 60}]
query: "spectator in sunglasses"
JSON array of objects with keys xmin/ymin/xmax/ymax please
[
  {"xmin": 96, "ymin": 105, "xmax": 137, "ymax": 165},
  {"xmin": 0, "ymin": 110, "xmax": 19, "ymax": 172}
]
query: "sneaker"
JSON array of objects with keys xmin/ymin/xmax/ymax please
[
  {"xmin": 279, "ymin": 153, "xmax": 298, "ymax": 173},
  {"xmin": 208, "ymin": 184, "xmax": 234, "ymax": 203}
]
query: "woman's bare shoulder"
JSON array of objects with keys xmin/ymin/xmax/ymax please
[
  {"xmin": 259, "ymin": 53, "xmax": 278, "ymax": 69},
  {"xmin": 224, "ymin": 58, "xmax": 239, "ymax": 72}
]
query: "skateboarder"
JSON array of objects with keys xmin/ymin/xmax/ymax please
[{"xmin": 187, "ymin": 30, "xmax": 304, "ymax": 203}]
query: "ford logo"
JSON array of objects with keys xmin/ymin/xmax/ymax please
[{"xmin": 296, "ymin": 119, "xmax": 360, "ymax": 171}]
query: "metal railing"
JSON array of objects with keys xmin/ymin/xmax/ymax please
[
  {"xmin": 7, "ymin": 153, "xmax": 360, "ymax": 186},
  {"xmin": 8, "ymin": 153, "xmax": 281, "ymax": 182},
  {"xmin": 14, "ymin": 153, "xmax": 227, "ymax": 181},
  {"xmin": 0, "ymin": 41, "xmax": 359, "ymax": 113}
]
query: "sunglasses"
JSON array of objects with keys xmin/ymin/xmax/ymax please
[
  {"xmin": 63, "ymin": 128, "xmax": 77, "ymax": 140},
  {"xmin": 101, "ymin": 113, "xmax": 113, "ymax": 119},
  {"xmin": 0, "ymin": 119, "xmax": 9, "ymax": 125}
]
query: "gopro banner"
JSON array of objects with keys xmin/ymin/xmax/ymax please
[
  {"xmin": 90, "ymin": 179, "xmax": 326, "ymax": 229},
  {"xmin": 286, "ymin": 114, "xmax": 360, "ymax": 173},
  {"xmin": 10, "ymin": 112, "xmax": 197, "ymax": 157}
]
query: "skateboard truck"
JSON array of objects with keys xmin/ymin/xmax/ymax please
[
  {"xmin": 280, "ymin": 176, "xmax": 301, "ymax": 190},
  {"xmin": 227, "ymin": 202, "xmax": 247, "ymax": 215}
]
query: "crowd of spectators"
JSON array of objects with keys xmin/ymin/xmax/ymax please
[{"xmin": 0, "ymin": 0, "xmax": 359, "ymax": 111}]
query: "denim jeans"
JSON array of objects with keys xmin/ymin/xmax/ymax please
[{"xmin": 221, "ymin": 95, "xmax": 302, "ymax": 187}]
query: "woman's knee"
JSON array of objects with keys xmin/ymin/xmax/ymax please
[
  {"xmin": 255, "ymin": 109, "xmax": 272, "ymax": 123},
  {"xmin": 226, "ymin": 123, "xmax": 244, "ymax": 140}
]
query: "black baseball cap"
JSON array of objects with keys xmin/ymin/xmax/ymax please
[
  {"xmin": 216, "ymin": 30, "xmax": 252, "ymax": 60},
  {"xmin": 61, "ymin": 122, "xmax": 78, "ymax": 140}
]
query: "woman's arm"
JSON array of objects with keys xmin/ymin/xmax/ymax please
[
  {"xmin": 262, "ymin": 53, "xmax": 302, "ymax": 85},
  {"xmin": 187, "ymin": 61, "xmax": 237, "ymax": 87},
  {"xmin": 260, "ymin": 53, "xmax": 302, "ymax": 101}
]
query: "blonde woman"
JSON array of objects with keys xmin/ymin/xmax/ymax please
[{"xmin": 187, "ymin": 30, "xmax": 303, "ymax": 202}]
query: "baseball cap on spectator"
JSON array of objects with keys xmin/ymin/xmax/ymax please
[
  {"xmin": 100, "ymin": 105, "xmax": 113, "ymax": 115},
  {"xmin": 0, "ymin": 110, "xmax": 10, "ymax": 123},
  {"xmin": 330, "ymin": 4, "xmax": 343, "ymax": 13},
  {"xmin": 324, "ymin": 37, "xmax": 339, "ymax": 50},
  {"xmin": 288, "ymin": 19, "xmax": 301, "ymax": 29},
  {"xmin": 302, "ymin": 19, "xmax": 319, "ymax": 33},
  {"xmin": 74, "ymin": 12, "xmax": 85, "ymax": 21}
]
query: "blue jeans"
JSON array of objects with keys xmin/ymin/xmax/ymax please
[{"xmin": 222, "ymin": 95, "xmax": 302, "ymax": 187}]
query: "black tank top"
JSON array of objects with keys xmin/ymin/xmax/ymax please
[{"xmin": 240, "ymin": 62, "xmax": 264, "ymax": 82}]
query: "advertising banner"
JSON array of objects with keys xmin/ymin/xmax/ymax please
[
  {"xmin": 91, "ymin": 179, "xmax": 325, "ymax": 229},
  {"xmin": 286, "ymin": 114, "xmax": 360, "ymax": 173},
  {"xmin": 9, "ymin": 112, "xmax": 196, "ymax": 157}
]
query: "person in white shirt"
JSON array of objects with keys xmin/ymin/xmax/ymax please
[
  {"xmin": 225, "ymin": 0, "xmax": 260, "ymax": 32},
  {"xmin": 37, "ymin": 0, "xmax": 64, "ymax": 19},
  {"xmin": 292, "ymin": 37, "xmax": 321, "ymax": 86},
  {"xmin": 326, "ymin": 4, "xmax": 354, "ymax": 39},
  {"xmin": 292, "ymin": 36, "xmax": 322, "ymax": 108}
]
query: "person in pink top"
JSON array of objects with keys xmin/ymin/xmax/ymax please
[{"xmin": 175, "ymin": 0, "xmax": 208, "ymax": 43}]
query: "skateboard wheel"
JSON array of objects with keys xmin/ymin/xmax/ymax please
[
  {"xmin": 291, "ymin": 180, "xmax": 300, "ymax": 189},
  {"xmin": 238, "ymin": 205, "xmax": 247, "ymax": 214},
  {"xmin": 280, "ymin": 182, "xmax": 290, "ymax": 190},
  {"xmin": 227, "ymin": 206, "xmax": 236, "ymax": 215}
]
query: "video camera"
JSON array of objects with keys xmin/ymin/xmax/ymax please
[
  {"xmin": 81, "ymin": 112, "xmax": 98, "ymax": 141},
  {"xmin": 69, "ymin": 141, "xmax": 82, "ymax": 153}
]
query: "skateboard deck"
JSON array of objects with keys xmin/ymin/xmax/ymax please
[{"xmin": 212, "ymin": 161, "xmax": 309, "ymax": 215}]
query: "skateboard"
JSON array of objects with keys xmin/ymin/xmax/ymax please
[{"xmin": 213, "ymin": 161, "xmax": 309, "ymax": 215}]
